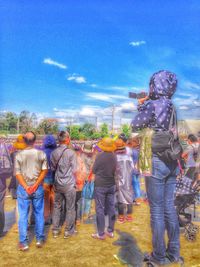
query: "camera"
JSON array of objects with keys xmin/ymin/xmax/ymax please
[{"xmin": 128, "ymin": 91, "xmax": 147, "ymax": 99}]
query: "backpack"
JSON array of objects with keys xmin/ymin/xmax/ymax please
[
  {"xmin": 0, "ymin": 142, "xmax": 13, "ymax": 179},
  {"xmin": 152, "ymin": 106, "xmax": 183, "ymax": 162}
]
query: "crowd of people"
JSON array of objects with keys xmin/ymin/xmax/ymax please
[{"xmin": 0, "ymin": 70, "xmax": 200, "ymax": 266}]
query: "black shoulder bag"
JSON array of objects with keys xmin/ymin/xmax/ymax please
[{"xmin": 152, "ymin": 106, "xmax": 183, "ymax": 163}]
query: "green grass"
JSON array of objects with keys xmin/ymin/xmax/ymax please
[{"xmin": 1, "ymin": 193, "xmax": 200, "ymax": 267}]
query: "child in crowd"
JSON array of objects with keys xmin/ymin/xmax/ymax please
[
  {"xmin": 42, "ymin": 135, "xmax": 57, "ymax": 225},
  {"xmin": 115, "ymin": 139, "xmax": 134, "ymax": 223},
  {"xmin": 81, "ymin": 141, "xmax": 95, "ymax": 219},
  {"xmin": 130, "ymin": 137, "xmax": 142, "ymax": 205},
  {"xmin": 74, "ymin": 144, "xmax": 86, "ymax": 225}
]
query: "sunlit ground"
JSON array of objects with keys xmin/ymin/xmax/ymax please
[{"xmin": 1, "ymin": 180, "xmax": 200, "ymax": 267}]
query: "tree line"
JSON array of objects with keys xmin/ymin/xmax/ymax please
[{"xmin": 0, "ymin": 110, "xmax": 131, "ymax": 140}]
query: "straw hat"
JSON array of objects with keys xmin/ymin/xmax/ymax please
[
  {"xmin": 97, "ymin": 137, "xmax": 116, "ymax": 152},
  {"xmin": 13, "ymin": 134, "xmax": 27, "ymax": 150},
  {"xmin": 115, "ymin": 139, "xmax": 126, "ymax": 153},
  {"xmin": 82, "ymin": 141, "xmax": 94, "ymax": 153}
]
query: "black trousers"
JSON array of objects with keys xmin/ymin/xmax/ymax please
[{"xmin": 118, "ymin": 202, "xmax": 133, "ymax": 215}]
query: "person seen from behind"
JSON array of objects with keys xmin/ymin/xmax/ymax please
[
  {"xmin": 131, "ymin": 70, "xmax": 183, "ymax": 265},
  {"xmin": 182, "ymin": 134, "xmax": 199, "ymax": 180},
  {"xmin": 115, "ymin": 139, "xmax": 134, "ymax": 224},
  {"xmin": 91, "ymin": 137, "xmax": 117, "ymax": 240},
  {"xmin": 42, "ymin": 135, "xmax": 57, "ymax": 225},
  {"xmin": 81, "ymin": 141, "xmax": 95, "ymax": 220},
  {"xmin": 15, "ymin": 131, "xmax": 48, "ymax": 251},
  {"xmin": 50, "ymin": 131, "xmax": 77, "ymax": 239}
]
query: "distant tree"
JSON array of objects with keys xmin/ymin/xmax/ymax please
[
  {"xmin": 100, "ymin": 123, "xmax": 109, "ymax": 138},
  {"xmin": 80, "ymin": 123, "xmax": 96, "ymax": 139},
  {"xmin": 37, "ymin": 119, "xmax": 59, "ymax": 134},
  {"xmin": 121, "ymin": 124, "xmax": 131, "ymax": 139},
  {"xmin": 5, "ymin": 112, "xmax": 18, "ymax": 131},
  {"xmin": 69, "ymin": 125, "xmax": 81, "ymax": 140},
  {"xmin": 19, "ymin": 110, "xmax": 35, "ymax": 132},
  {"xmin": 79, "ymin": 132, "xmax": 86, "ymax": 140},
  {"xmin": 91, "ymin": 132, "xmax": 101, "ymax": 140}
]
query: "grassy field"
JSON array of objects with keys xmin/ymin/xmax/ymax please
[{"xmin": 1, "ymin": 191, "xmax": 200, "ymax": 267}]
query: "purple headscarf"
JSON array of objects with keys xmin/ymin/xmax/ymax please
[{"xmin": 149, "ymin": 70, "xmax": 177, "ymax": 100}]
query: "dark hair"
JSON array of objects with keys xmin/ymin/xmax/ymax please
[
  {"xmin": 188, "ymin": 134, "xmax": 198, "ymax": 143},
  {"xmin": 58, "ymin": 131, "xmax": 69, "ymax": 143},
  {"xmin": 23, "ymin": 131, "xmax": 36, "ymax": 146},
  {"xmin": 118, "ymin": 133, "xmax": 128, "ymax": 143}
]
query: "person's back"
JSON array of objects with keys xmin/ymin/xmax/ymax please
[
  {"xmin": 116, "ymin": 153, "xmax": 133, "ymax": 188},
  {"xmin": 93, "ymin": 151, "xmax": 117, "ymax": 187},
  {"xmin": 91, "ymin": 137, "xmax": 117, "ymax": 240},
  {"xmin": 51, "ymin": 145, "xmax": 76, "ymax": 190},
  {"xmin": 15, "ymin": 148, "xmax": 47, "ymax": 186}
]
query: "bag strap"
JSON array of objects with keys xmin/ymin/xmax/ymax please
[
  {"xmin": 169, "ymin": 105, "xmax": 178, "ymax": 139},
  {"xmin": 54, "ymin": 147, "xmax": 68, "ymax": 172}
]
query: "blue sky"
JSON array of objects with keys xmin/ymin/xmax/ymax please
[{"xmin": 1, "ymin": 0, "xmax": 200, "ymax": 125}]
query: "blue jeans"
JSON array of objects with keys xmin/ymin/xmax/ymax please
[
  {"xmin": 132, "ymin": 174, "xmax": 141, "ymax": 199},
  {"xmin": 17, "ymin": 185, "xmax": 45, "ymax": 245},
  {"xmin": 82, "ymin": 198, "xmax": 92, "ymax": 216},
  {"xmin": 145, "ymin": 156, "xmax": 180, "ymax": 264}
]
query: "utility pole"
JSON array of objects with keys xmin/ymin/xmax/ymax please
[
  {"xmin": 111, "ymin": 105, "xmax": 115, "ymax": 132},
  {"xmin": 17, "ymin": 117, "xmax": 20, "ymax": 133},
  {"xmin": 95, "ymin": 116, "xmax": 98, "ymax": 130}
]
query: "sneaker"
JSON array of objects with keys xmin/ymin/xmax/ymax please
[
  {"xmin": 105, "ymin": 231, "xmax": 114, "ymax": 238},
  {"xmin": 166, "ymin": 252, "xmax": 184, "ymax": 265},
  {"xmin": 18, "ymin": 243, "xmax": 29, "ymax": 251},
  {"xmin": 52, "ymin": 230, "xmax": 60, "ymax": 238},
  {"xmin": 64, "ymin": 231, "xmax": 76, "ymax": 239},
  {"xmin": 36, "ymin": 240, "xmax": 45, "ymax": 248},
  {"xmin": 133, "ymin": 200, "xmax": 141, "ymax": 206},
  {"xmin": 117, "ymin": 215, "xmax": 125, "ymax": 224},
  {"xmin": 126, "ymin": 215, "xmax": 133, "ymax": 222},
  {"xmin": 91, "ymin": 233, "xmax": 106, "ymax": 240}
]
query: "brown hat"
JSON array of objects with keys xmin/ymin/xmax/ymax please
[
  {"xmin": 82, "ymin": 141, "xmax": 94, "ymax": 153},
  {"xmin": 97, "ymin": 137, "xmax": 116, "ymax": 152},
  {"xmin": 13, "ymin": 135, "xmax": 27, "ymax": 150},
  {"xmin": 115, "ymin": 139, "xmax": 126, "ymax": 152}
]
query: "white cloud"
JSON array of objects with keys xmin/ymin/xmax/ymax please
[
  {"xmin": 43, "ymin": 58, "xmax": 67, "ymax": 69},
  {"xmin": 89, "ymin": 84, "xmax": 98, "ymax": 88},
  {"xmin": 183, "ymin": 81, "xmax": 200, "ymax": 90},
  {"xmin": 179, "ymin": 106, "xmax": 190, "ymax": 110},
  {"xmin": 86, "ymin": 92, "xmax": 128, "ymax": 102},
  {"xmin": 67, "ymin": 74, "xmax": 86, "ymax": 84},
  {"xmin": 129, "ymin": 41, "xmax": 146, "ymax": 47},
  {"xmin": 118, "ymin": 102, "xmax": 137, "ymax": 112},
  {"xmin": 79, "ymin": 106, "xmax": 100, "ymax": 116}
]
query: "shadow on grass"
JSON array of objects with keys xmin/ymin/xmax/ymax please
[{"xmin": 113, "ymin": 230, "xmax": 144, "ymax": 267}]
